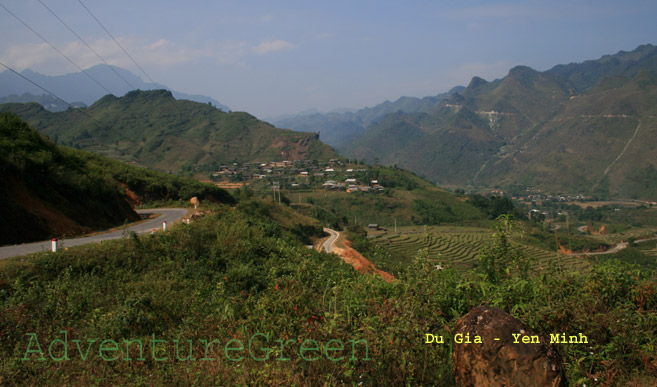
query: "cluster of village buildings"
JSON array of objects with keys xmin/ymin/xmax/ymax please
[
  {"xmin": 487, "ymin": 189, "xmax": 587, "ymax": 203},
  {"xmin": 210, "ymin": 159, "xmax": 385, "ymax": 193}
]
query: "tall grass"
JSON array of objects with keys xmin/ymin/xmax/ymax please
[{"xmin": 1, "ymin": 203, "xmax": 655, "ymax": 386}]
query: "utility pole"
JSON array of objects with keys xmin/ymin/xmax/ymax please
[
  {"xmin": 555, "ymin": 226, "xmax": 560, "ymax": 252},
  {"xmin": 566, "ymin": 213, "xmax": 571, "ymax": 251}
]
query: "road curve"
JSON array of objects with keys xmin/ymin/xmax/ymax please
[
  {"xmin": 0, "ymin": 208, "xmax": 187, "ymax": 260},
  {"xmin": 322, "ymin": 227, "xmax": 340, "ymax": 253},
  {"xmin": 564, "ymin": 241, "xmax": 628, "ymax": 256}
]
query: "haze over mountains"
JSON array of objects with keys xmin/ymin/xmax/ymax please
[
  {"xmin": 0, "ymin": 64, "xmax": 230, "ymax": 112},
  {"xmin": 272, "ymin": 87, "xmax": 466, "ymax": 150},
  {"xmin": 278, "ymin": 44, "xmax": 657, "ymax": 199}
]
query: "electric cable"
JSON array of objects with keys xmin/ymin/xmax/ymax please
[
  {"xmin": 36, "ymin": 0, "xmax": 136, "ymax": 90},
  {"xmin": 0, "ymin": 1, "xmax": 114, "ymax": 95}
]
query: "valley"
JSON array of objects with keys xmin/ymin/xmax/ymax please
[{"xmin": 1, "ymin": 43, "xmax": 657, "ymax": 386}]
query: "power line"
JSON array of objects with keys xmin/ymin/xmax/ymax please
[
  {"xmin": 77, "ymin": 0, "xmax": 163, "ymax": 89},
  {"xmin": 0, "ymin": 60, "xmax": 140, "ymax": 150},
  {"xmin": 0, "ymin": 1, "xmax": 114, "ymax": 96},
  {"xmin": 0, "ymin": 61, "xmax": 75, "ymax": 110},
  {"xmin": 75, "ymin": 0, "xmax": 207, "ymax": 133},
  {"xmin": 36, "ymin": 0, "xmax": 136, "ymax": 90}
]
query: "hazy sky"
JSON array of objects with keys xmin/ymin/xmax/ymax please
[{"xmin": 1, "ymin": 0, "xmax": 656, "ymax": 118}]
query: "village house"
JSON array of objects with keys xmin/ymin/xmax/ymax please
[{"xmin": 322, "ymin": 180, "xmax": 337, "ymax": 188}]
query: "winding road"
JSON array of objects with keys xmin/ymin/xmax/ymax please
[
  {"xmin": 0, "ymin": 208, "xmax": 187, "ymax": 260},
  {"xmin": 322, "ymin": 227, "xmax": 340, "ymax": 253},
  {"xmin": 565, "ymin": 241, "xmax": 628, "ymax": 256}
]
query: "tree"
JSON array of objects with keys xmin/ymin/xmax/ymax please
[{"xmin": 478, "ymin": 214, "xmax": 531, "ymax": 283}]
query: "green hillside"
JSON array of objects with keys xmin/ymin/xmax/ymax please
[
  {"xmin": 0, "ymin": 112, "xmax": 138, "ymax": 245},
  {"xmin": 0, "ymin": 90, "xmax": 337, "ymax": 172},
  {"xmin": 342, "ymin": 44, "xmax": 657, "ymax": 199},
  {"xmin": 0, "ymin": 112, "xmax": 233, "ymax": 245}
]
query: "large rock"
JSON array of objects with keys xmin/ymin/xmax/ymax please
[{"xmin": 452, "ymin": 306, "xmax": 566, "ymax": 387}]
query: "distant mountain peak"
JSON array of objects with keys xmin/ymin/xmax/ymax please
[
  {"xmin": 467, "ymin": 76, "xmax": 489, "ymax": 89},
  {"xmin": 508, "ymin": 65, "xmax": 536, "ymax": 74},
  {"xmin": 0, "ymin": 64, "xmax": 229, "ymax": 112}
]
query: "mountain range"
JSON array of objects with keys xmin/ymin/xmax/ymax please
[
  {"xmin": 0, "ymin": 90, "xmax": 336, "ymax": 172},
  {"xmin": 272, "ymin": 86, "xmax": 465, "ymax": 150},
  {"xmin": 0, "ymin": 64, "xmax": 230, "ymax": 112},
  {"xmin": 3, "ymin": 45, "xmax": 657, "ymax": 199},
  {"xmin": 278, "ymin": 44, "xmax": 657, "ymax": 199}
]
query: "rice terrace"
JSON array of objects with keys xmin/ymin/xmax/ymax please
[
  {"xmin": 368, "ymin": 225, "xmax": 590, "ymax": 272},
  {"xmin": 2, "ymin": 1, "xmax": 657, "ymax": 385}
]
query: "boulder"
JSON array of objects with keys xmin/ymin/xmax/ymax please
[{"xmin": 452, "ymin": 306, "xmax": 566, "ymax": 387}]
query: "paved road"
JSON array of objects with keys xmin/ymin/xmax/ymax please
[
  {"xmin": 565, "ymin": 241, "xmax": 628, "ymax": 256},
  {"xmin": 565, "ymin": 234, "xmax": 657, "ymax": 256},
  {"xmin": 322, "ymin": 227, "xmax": 340, "ymax": 253},
  {"xmin": 0, "ymin": 208, "xmax": 187, "ymax": 260}
]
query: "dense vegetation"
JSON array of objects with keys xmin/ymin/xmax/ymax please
[
  {"xmin": 0, "ymin": 204, "xmax": 655, "ymax": 386},
  {"xmin": 466, "ymin": 194, "xmax": 524, "ymax": 220},
  {"xmin": 76, "ymin": 149, "xmax": 235, "ymax": 206},
  {"xmin": 292, "ymin": 186, "xmax": 485, "ymax": 231},
  {"xmin": 0, "ymin": 112, "xmax": 138, "ymax": 245},
  {"xmin": 0, "ymin": 113, "xmax": 233, "ymax": 245}
]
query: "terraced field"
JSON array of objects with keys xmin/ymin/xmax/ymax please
[
  {"xmin": 641, "ymin": 246, "xmax": 657, "ymax": 260},
  {"xmin": 370, "ymin": 226, "xmax": 590, "ymax": 271},
  {"xmin": 633, "ymin": 238, "xmax": 657, "ymax": 260}
]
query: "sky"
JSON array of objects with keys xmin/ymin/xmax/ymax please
[{"xmin": 1, "ymin": 0, "xmax": 657, "ymax": 118}]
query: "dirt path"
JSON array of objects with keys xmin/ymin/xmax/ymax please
[
  {"xmin": 322, "ymin": 228, "xmax": 396, "ymax": 282},
  {"xmin": 602, "ymin": 118, "xmax": 642, "ymax": 177}
]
